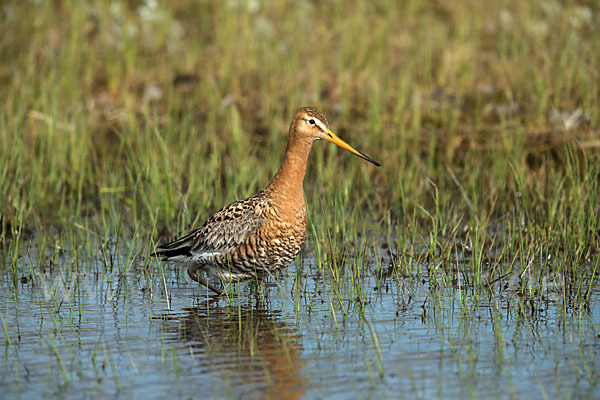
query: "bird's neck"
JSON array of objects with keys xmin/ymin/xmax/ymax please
[{"xmin": 265, "ymin": 134, "xmax": 313, "ymax": 204}]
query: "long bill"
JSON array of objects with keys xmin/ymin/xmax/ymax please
[{"xmin": 323, "ymin": 129, "xmax": 381, "ymax": 166}]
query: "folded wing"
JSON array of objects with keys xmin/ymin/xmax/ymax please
[{"xmin": 152, "ymin": 195, "xmax": 266, "ymax": 259}]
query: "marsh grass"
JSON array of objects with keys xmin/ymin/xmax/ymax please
[{"xmin": 0, "ymin": 0, "xmax": 599, "ymax": 397}]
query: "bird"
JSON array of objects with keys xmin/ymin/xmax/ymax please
[{"xmin": 152, "ymin": 106, "xmax": 380, "ymax": 296}]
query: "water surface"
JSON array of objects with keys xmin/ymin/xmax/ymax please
[{"xmin": 1, "ymin": 247, "xmax": 598, "ymax": 399}]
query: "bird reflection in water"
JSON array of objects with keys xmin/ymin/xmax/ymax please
[{"xmin": 158, "ymin": 304, "xmax": 306, "ymax": 399}]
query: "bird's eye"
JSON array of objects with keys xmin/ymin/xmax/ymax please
[{"xmin": 309, "ymin": 119, "xmax": 315, "ymax": 125}]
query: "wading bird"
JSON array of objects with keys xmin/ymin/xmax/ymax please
[{"xmin": 152, "ymin": 107, "xmax": 380, "ymax": 295}]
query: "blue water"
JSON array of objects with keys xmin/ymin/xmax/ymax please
[{"xmin": 1, "ymin": 249, "xmax": 599, "ymax": 399}]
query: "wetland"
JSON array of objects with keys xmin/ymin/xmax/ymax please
[{"xmin": 1, "ymin": 0, "xmax": 599, "ymax": 398}]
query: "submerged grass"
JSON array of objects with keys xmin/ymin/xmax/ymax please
[{"xmin": 0, "ymin": 4, "xmax": 599, "ymax": 394}]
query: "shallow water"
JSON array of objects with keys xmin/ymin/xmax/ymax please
[{"xmin": 1, "ymin": 247, "xmax": 599, "ymax": 399}]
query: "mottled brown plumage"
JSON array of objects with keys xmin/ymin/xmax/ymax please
[{"xmin": 152, "ymin": 106, "xmax": 380, "ymax": 295}]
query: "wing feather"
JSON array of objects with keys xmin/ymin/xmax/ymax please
[{"xmin": 153, "ymin": 195, "xmax": 266, "ymax": 258}]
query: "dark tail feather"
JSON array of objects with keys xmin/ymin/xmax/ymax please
[
  {"xmin": 152, "ymin": 230, "xmax": 198, "ymax": 260},
  {"xmin": 151, "ymin": 246, "xmax": 192, "ymax": 260}
]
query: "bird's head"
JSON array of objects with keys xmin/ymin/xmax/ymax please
[{"xmin": 291, "ymin": 106, "xmax": 381, "ymax": 166}]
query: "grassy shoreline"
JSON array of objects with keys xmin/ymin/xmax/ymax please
[{"xmin": 0, "ymin": 1, "xmax": 598, "ymax": 305}]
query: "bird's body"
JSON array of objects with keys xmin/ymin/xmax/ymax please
[
  {"xmin": 152, "ymin": 107, "xmax": 379, "ymax": 295},
  {"xmin": 155, "ymin": 189, "xmax": 306, "ymax": 282}
]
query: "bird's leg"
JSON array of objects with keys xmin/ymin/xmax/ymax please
[
  {"xmin": 253, "ymin": 275, "xmax": 269, "ymax": 301},
  {"xmin": 259, "ymin": 276, "xmax": 269, "ymax": 293},
  {"xmin": 187, "ymin": 265, "xmax": 224, "ymax": 296},
  {"xmin": 220, "ymin": 279, "xmax": 232, "ymax": 294}
]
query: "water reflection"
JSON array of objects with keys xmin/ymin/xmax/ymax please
[{"xmin": 158, "ymin": 304, "xmax": 306, "ymax": 399}]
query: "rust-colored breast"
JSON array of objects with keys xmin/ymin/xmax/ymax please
[
  {"xmin": 185, "ymin": 190, "xmax": 306, "ymax": 280},
  {"xmin": 216, "ymin": 195, "xmax": 307, "ymax": 279},
  {"xmin": 255, "ymin": 202, "xmax": 307, "ymax": 272}
]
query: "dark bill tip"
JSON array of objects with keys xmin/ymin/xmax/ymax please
[{"xmin": 358, "ymin": 150, "xmax": 382, "ymax": 167}]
